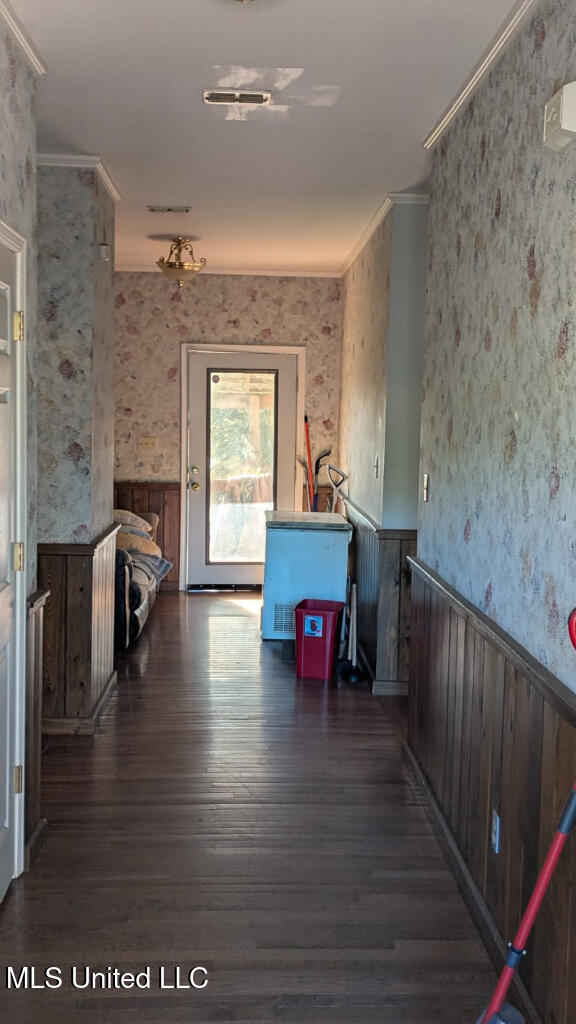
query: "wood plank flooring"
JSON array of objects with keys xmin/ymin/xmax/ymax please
[{"xmin": 0, "ymin": 593, "xmax": 496, "ymax": 1023}]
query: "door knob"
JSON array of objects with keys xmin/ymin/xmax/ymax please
[{"xmin": 190, "ymin": 481, "xmax": 200, "ymax": 491}]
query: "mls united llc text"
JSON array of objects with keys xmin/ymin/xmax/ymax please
[{"xmin": 4, "ymin": 965, "xmax": 209, "ymax": 991}]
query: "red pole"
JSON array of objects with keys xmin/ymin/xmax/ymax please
[
  {"xmin": 481, "ymin": 782, "xmax": 576, "ymax": 1023},
  {"xmin": 304, "ymin": 415, "xmax": 314, "ymax": 511}
]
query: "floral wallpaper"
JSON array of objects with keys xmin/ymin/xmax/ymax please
[
  {"xmin": 37, "ymin": 167, "xmax": 115, "ymax": 544},
  {"xmin": 114, "ymin": 273, "xmax": 342, "ymax": 482},
  {"xmin": 91, "ymin": 175, "xmax": 115, "ymax": 538},
  {"xmin": 339, "ymin": 215, "xmax": 392, "ymax": 523},
  {"xmin": 0, "ymin": 24, "xmax": 37, "ymax": 591},
  {"xmin": 419, "ymin": 0, "xmax": 576, "ymax": 690}
]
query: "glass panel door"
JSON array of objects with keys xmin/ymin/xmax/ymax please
[
  {"xmin": 208, "ymin": 369, "xmax": 276, "ymax": 564},
  {"xmin": 186, "ymin": 348, "xmax": 298, "ymax": 587}
]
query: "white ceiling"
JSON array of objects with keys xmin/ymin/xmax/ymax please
[{"xmin": 11, "ymin": 0, "xmax": 524, "ymax": 276}]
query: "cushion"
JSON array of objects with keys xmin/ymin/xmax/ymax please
[
  {"xmin": 117, "ymin": 524, "xmax": 150, "ymax": 539},
  {"xmin": 113, "ymin": 508, "xmax": 152, "ymax": 533},
  {"xmin": 116, "ymin": 530, "xmax": 162, "ymax": 557}
]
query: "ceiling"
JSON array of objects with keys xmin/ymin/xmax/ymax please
[{"xmin": 11, "ymin": 0, "xmax": 524, "ymax": 276}]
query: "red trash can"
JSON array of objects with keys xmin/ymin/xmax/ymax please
[{"xmin": 294, "ymin": 599, "xmax": 345, "ymax": 680}]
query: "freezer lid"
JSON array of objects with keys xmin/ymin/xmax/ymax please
[{"xmin": 265, "ymin": 511, "xmax": 352, "ymax": 532}]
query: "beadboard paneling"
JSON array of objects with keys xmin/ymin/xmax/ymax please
[
  {"xmin": 38, "ymin": 526, "xmax": 119, "ymax": 734},
  {"xmin": 345, "ymin": 499, "xmax": 416, "ymax": 694},
  {"xmin": 408, "ymin": 557, "xmax": 576, "ymax": 1024},
  {"xmin": 25, "ymin": 590, "xmax": 49, "ymax": 866}
]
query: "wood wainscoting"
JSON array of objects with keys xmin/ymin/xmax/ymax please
[
  {"xmin": 408, "ymin": 557, "xmax": 576, "ymax": 1024},
  {"xmin": 25, "ymin": 590, "xmax": 49, "ymax": 866},
  {"xmin": 344, "ymin": 499, "xmax": 416, "ymax": 695},
  {"xmin": 114, "ymin": 481, "xmax": 180, "ymax": 591},
  {"xmin": 38, "ymin": 525, "xmax": 119, "ymax": 735}
]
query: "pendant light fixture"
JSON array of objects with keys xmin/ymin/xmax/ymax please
[{"xmin": 156, "ymin": 236, "xmax": 206, "ymax": 287}]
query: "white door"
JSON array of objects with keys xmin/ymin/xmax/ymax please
[
  {"xmin": 0, "ymin": 228, "xmax": 26, "ymax": 900},
  {"xmin": 185, "ymin": 348, "xmax": 299, "ymax": 586}
]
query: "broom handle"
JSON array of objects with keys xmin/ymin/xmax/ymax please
[
  {"xmin": 304, "ymin": 416, "xmax": 314, "ymax": 510},
  {"xmin": 482, "ymin": 782, "xmax": 576, "ymax": 1023}
]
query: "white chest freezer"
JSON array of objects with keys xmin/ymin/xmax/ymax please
[{"xmin": 261, "ymin": 511, "xmax": 352, "ymax": 639}]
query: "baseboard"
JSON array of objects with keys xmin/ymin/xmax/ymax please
[
  {"xmin": 402, "ymin": 743, "xmax": 542, "ymax": 1024},
  {"xmin": 356, "ymin": 641, "xmax": 408, "ymax": 696},
  {"xmin": 42, "ymin": 670, "xmax": 117, "ymax": 735},
  {"xmin": 24, "ymin": 817, "xmax": 47, "ymax": 870},
  {"xmin": 372, "ymin": 679, "xmax": 408, "ymax": 696}
]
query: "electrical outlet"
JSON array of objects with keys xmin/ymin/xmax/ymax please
[
  {"xmin": 491, "ymin": 809, "xmax": 500, "ymax": 854},
  {"xmin": 138, "ymin": 436, "xmax": 158, "ymax": 451}
]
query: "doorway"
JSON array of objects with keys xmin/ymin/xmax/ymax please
[
  {"xmin": 0, "ymin": 221, "xmax": 27, "ymax": 900},
  {"xmin": 182, "ymin": 346, "xmax": 303, "ymax": 587}
]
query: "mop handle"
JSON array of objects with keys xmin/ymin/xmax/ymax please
[
  {"xmin": 481, "ymin": 781, "xmax": 576, "ymax": 1023},
  {"xmin": 304, "ymin": 416, "xmax": 315, "ymax": 509}
]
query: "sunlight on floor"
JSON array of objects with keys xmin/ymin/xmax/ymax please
[{"xmin": 229, "ymin": 596, "xmax": 262, "ymax": 616}]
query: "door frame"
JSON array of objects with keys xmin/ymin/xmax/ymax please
[
  {"xmin": 0, "ymin": 219, "xmax": 27, "ymax": 882},
  {"xmin": 179, "ymin": 343, "xmax": 306, "ymax": 590}
]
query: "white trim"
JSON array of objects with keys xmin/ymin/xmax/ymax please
[
  {"xmin": 0, "ymin": 219, "xmax": 27, "ymax": 881},
  {"xmin": 423, "ymin": 0, "xmax": 540, "ymax": 150},
  {"xmin": 37, "ymin": 153, "xmax": 122, "ymax": 203},
  {"xmin": 340, "ymin": 197, "xmax": 393, "ymax": 277},
  {"xmin": 340, "ymin": 191, "xmax": 429, "ymax": 277},
  {"xmin": 118, "ymin": 264, "xmax": 339, "ymax": 279},
  {"xmin": 179, "ymin": 342, "xmax": 306, "ymax": 590},
  {"xmin": 0, "ymin": 1, "xmax": 46, "ymax": 76},
  {"xmin": 387, "ymin": 193, "xmax": 429, "ymax": 205}
]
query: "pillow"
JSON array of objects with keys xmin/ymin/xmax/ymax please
[
  {"xmin": 117, "ymin": 525, "xmax": 150, "ymax": 539},
  {"xmin": 113, "ymin": 509, "xmax": 152, "ymax": 533},
  {"xmin": 116, "ymin": 530, "xmax": 162, "ymax": 557}
]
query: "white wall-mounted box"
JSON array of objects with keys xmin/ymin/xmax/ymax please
[{"xmin": 543, "ymin": 81, "xmax": 576, "ymax": 151}]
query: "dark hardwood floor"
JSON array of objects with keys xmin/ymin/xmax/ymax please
[{"xmin": 0, "ymin": 593, "xmax": 495, "ymax": 1022}]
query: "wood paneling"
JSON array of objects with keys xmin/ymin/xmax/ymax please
[
  {"xmin": 38, "ymin": 526, "xmax": 119, "ymax": 734},
  {"xmin": 345, "ymin": 499, "xmax": 416, "ymax": 695},
  {"xmin": 114, "ymin": 481, "xmax": 180, "ymax": 590},
  {"xmin": 408, "ymin": 557, "xmax": 576, "ymax": 1024},
  {"xmin": 25, "ymin": 590, "xmax": 49, "ymax": 867}
]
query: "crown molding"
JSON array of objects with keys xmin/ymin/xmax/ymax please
[
  {"xmin": 37, "ymin": 153, "xmax": 121, "ymax": 203},
  {"xmin": 387, "ymin": 192, "xmax": 429, "ymax": 205},
  {"xmin": 116, "ymin": 265, "xmax": 341, "ymax": 279},
  {"xmin": 0, "ymin": 0, "xmax": 46, "ymax": 76},
  {"xmin": 340, "ymin": 191, "xmax": 429, "ymax": 276},
  {"xmin": 424, "ymin": 0, "xmax": 539, "ymax": 149},
  {"xmin": 340, "ymin": 197, "xmax": 393, "ymax": 277}
]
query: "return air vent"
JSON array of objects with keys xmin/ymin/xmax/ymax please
[
  {"xmin": 147, "ymin": 205, "xmax": 192, "ymax": 214},
  {"xmin": 204, "ymin": 90, "xmax": 271, "ymax": 106},
  {"xmin": 273, "ymin": 603, "xmax": 295, "ymax": 634}
]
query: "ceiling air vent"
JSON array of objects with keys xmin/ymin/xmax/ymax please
[
  {"xmin": 147, "ymin": 205, "xmax": 192, "ymax": 214},
  {"xmin": 204, "ymin": 90, "xmax": 271, "ymax": 106}
]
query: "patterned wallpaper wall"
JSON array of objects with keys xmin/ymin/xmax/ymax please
[
  {"xmin": 37, "ymin": 167, "xmax": 115, "ymax": 544},
  {"xmin": 91, "ymin": 176, "xmax": 115, "ymax": 538},
  {"xmin": 339, "ymin": 216, "xmax": 391, "ymax": 523},
  {"xmin": 114, "ymin": 273, "xmax": 342, "ymax": 482},
  {"xmin": 0, "ymin": 25, "xmax": 37, "ymax": 591},
  {"xmin": 419, "ymin": 0, "xmax": 576, "ymax": 690}
]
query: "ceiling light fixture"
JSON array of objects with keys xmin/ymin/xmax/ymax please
[{"xmin": 156, "ymin": 236, "xmax": 206, "ymax": 287}]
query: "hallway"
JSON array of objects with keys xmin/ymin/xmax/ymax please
[{"xmin": 0, "ymin": 593, "xmax": 495, "ymax": 1022}]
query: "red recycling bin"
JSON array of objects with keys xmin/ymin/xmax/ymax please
[{"xmin": 294, "ymin": 599, "xmax": 345, "ymax": 680}]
